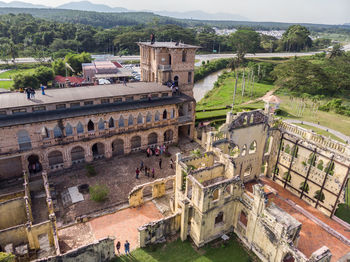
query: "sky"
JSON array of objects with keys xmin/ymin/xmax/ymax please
[{"xmin": 3, "ymin": 0, "xmax": 350, "ymax": 24}]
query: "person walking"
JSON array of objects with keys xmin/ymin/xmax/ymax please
[
  {"xmin": 30, "ymin": 88, "xmax": 35, "ymax": 99},
  {"xmin": 124, "ymin": 240, "xmax": 130, "ymax": 255},
  {"xmin": 147, "ymin": 147, "xmax": 151, "ymax": 158},
  {"xmin": 159, "ymin": 158, "xmax": 162, "ymax": 169},
  {"xmin": 25, "ymin": 88, "xmax": 31, "ymax": 99},
  {"xmin": 152, "ymin": 167, "xmax": 155, "ymax": 178},
  {"xmin": 144, "ymin": 166, "xmax": 149, "ymax": 177},
  {"xmin": 135, "ymin": 168, "xmax": 140, "ymax": 179},
  {"xmin": 40, "ymin": 84, "xmax": 45, "ymax": 95},
  {"xmin": 140, "ymin": 160, "xmax": 144, "ymax": 171},
  {"xmin": 170, "ymin": 158, "xmax": 174, "ymax": 169},
  {"xmin": 116, "ymin": 241, "xmax": 121, "ymax": 255}
]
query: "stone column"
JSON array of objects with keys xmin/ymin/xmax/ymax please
[
  {"xmin": 105, "ymin": 141, "xmax": 112, "ymax": 159},
  {"xmin": 180, "ymin": 199, "xmax": 190, "ymax": 241},
  {"xmin": 63, "ymin": 147, "xmax": 72, "ymax": 168},
  {"xmin": 85, "ymin": 144, "xmax": 93, "ymax": 162}
]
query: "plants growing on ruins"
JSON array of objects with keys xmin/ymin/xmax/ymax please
[
  {"xmin": 191, "ymin": 149, "xmax": 201, "ymax": 157},
  {"xmin": 307, "ymin": 153, "xmax": 316, "ymax": 166},
  {"xmin": 85, "ymin": 164, "xmax": 97, "ymax": 177},
  {"xmin": 181, "ymin": 171, "xmax": 188, "ymax": 191},
  {"xmin": 0, "ymin": 252, "xmax": 15, "ymax": 262},
  {"xmin": 299, "ymin": 182, "xmax": 310, "ymax": 193},
  {"xmin": 89, "ymin": 184, "xmax": 109, "ymax": 202},
  {"xmin": 317, "ymin": 160, "xmax": 324, "ymax": 171},
  {"xmin": 314, "ymin": 190, "xmax": 325, "ymax": 202},
  {"xmin": 283, "ymin": 172, "xmax": 291, "ymax": 182}
]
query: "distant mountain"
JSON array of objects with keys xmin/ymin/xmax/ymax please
[
  {"xmin": 56, "ymin": 1, "xmax": 128, "ymax": 13},
  {"xmin": 153, "ymin": 10, "xmax": 248, "ymax": 21},
  {"xmin": 0, "ymin": 0, "xmax": 48, "ymax": 8}
]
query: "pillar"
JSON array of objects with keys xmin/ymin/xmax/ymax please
[
  {"xmin": 180, "ymin": 199, "xmax": 190, "ymax": 241},
  {"xmin": 63, "ymin": 148, "xmax": 72, "ymax": 168},
  {"xmin": 105, "ymin": 142, "xmax": 112, "ymax": 159},
  {"xmin": 85, "ymin": 144, "xmax": 93, "ymax": 162},
  {"xmin": 26, "ymin": 223, "xmax": 40, "ymax": 250}
]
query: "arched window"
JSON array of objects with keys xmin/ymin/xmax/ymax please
[
  {"xmin": 53, "ymin": 126, "xmax": 63, "ymax": 138},
  {"xmin": 212, "ymin": 189, "xmax": 219, "ymax": 201},
  {"xmin": 243, "ymin": 165, "xmax": 252, "ymax": 178},
  {"xmin": 137, "ymin": 113, "xmax": 143, "ymax": 124},
  {"xmin": 128, "ymin": 115, "xmax": 134, "ymax": 126},
  {"xmin": 241, "ymin": 145, "xmax": 247, "ymax": 156},
  {"xmin": 17, "ymin": 130, "xmax": 32, "ymax": 150},
  {"xmin": 77, "ymin": 122, "xmax": 84, "ymax": 134},
  {"xmin": 41, "ymin": 127, "xmax": 49, "ymax": 138},
  {"xmin": 229, "ymin": 145, "xmax": 239, "ymax": 158},
  {"xmin": 308, "ymin": 153, "xmax": 316, "ymax": 166},
  {"xmin": 249, "ymin": 141, "xmax": 257, "ymax": 154},
  {"xmin": 65, "ymin": 123, "xmax": 73, "ymax": 136},
  {"xmin": 299, "ymin": 182, "xmax": 309, "ymax": 193},
  {"xmin": 164, "ymin": 129, "xmax": 173, "ymax": 142},
  {"xmin": 215, "ymin": 212, "xmax": 223, "ymax": 225},
  {"xmin": 155, "ymin": 111, "xmax": 160, "ymax": 122},
  {"xmin": 146, "ymin": 112, "xmax": 152, "ymax": 123},
  {"xmin": 163, "ymin": 110, "xmax": 167, "ymax": 120},
  {"xmin": 171, "ymin": 109, "xmax": 175, "ymax": 119},
  {"xmin": 131, "ymin": 136, "xmax": 141, "ymax": 149},
  {"xmin": 118, "ymin": 116, "xmax": 124, "ymax": 127},
  {"xmin": 148, "ymin": 132, "xmax": 158, "ymax": 145},
  {"xmin": 182, "ymin": 50, "xmax": 186, "ymax": 62},
  {"xmin": 239, "ymin": 211, "xmax": 248, "ymax": 227},
  {"xmin": 48, "ymin": 150, "xmax": 63, "ymax": 166},
  {"xmin": 317, "ymin": 160, "xmax": 324, "ymax": 171},
  {"xmin": 87, "ymin": 120, "xmax": 94, "ymax": 131},
  {"xmin": 108, "ymin": 117, "xmax": 114, "ymax": 128},
  {"xmin": 98, "ymin": 118, "xmax": 105, "ymax": 130}
]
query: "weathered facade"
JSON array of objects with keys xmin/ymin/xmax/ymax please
[
  {"xmin": 133, "ymin": 110, "xmax": 350, "ymax": 261},
  {"xmin": 0, "ymin": 42, "xmax": 198, "ymax": 181}
]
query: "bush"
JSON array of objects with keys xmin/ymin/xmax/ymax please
[
  {"xmin": 85, "ymin": 164, "xmax": 97, "ymax": 177},
  {"xmin": 0, "ymin": 252, "xmax": 15, "ymax": 262},
  {"xmin": 194, "ymin": 58, "xmax": 232, "ymax": 82},
  {"xmin": 89, "ymin": 184, "xmax": 109, "ymax": 202}
]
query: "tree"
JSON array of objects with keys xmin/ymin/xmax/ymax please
[
  {"xmin": 229, "ymin": 29, "xmax": 260, "ymax": 62},
  {"xmin": 0, "ymin": 252, "xmax": 15, "ymax": 262},
  {"xmin": 52, "ymin": 59, "xmax": 66, "ymax": 76},
  {"xmin": 13, "ymin": 73, "xmax": 39, "ymax": 89},
  {"xmin": 329, "ymin": 43, "xmax": 344, "ymax": 59},
  {"xmin": 280, "ymin": 25, "xmax": 312, "ymax": 52},
  {"xmin": 89, "ymin": 184, "xmax": 109, "ymax": 202},
  {"xmin": 65, "ymin": 52, "xmax": 92, "ymax": 73},
  {"xmin": 34, "ymin": 66, "xmax": 54, "ymax": 85}
]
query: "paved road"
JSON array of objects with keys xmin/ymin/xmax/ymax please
[
  {"xmin": 284, "ymin": 119, "xmax": 350, "ymax": 144},
  {"xmin": 0, "ymin": 51, "xmax": 321, "ymax": 65}
]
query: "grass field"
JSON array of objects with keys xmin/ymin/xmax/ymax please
[
  {"xmin": 113, "ymin": 238, "xmax": 254, "ymax": 262},
  {"xmin": 0, "ymin": 68, "xmax": 36, "ymax": 79},
  {"xmin": 0, "ymin": 80, "xmax": 14, "ymax": 90},
  {"xmin": 295, "ymin": 123, "xmax": 346, "ymax": 143},
  {"xmin": 197, "ymin": 71, "xmax": 274, "ymax": 111}
]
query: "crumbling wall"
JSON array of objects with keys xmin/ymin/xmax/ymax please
[
  {"xmin": 0, "ymin": 197, "xmax": 27, "ymax": 230},
  {"xmin": 0, "ymin": 190, "xmax": 25, "ymax": 203},
  {"xmin": 181, "ymin": 152, "xmax": 215, "ymax": 169},
  {"xmin": 129, "ymin": 176, "xmax": 175, "ymax": 207},
  {"xmin": 0, "ymin": 224, "xmax": 27, "ymax": 247},
  {"xmin": 138, "ymin": 212, "xmax": 181, "ymax": 247},
  {"xmin": 191, "ymin": 164, "xmax": 225, "ymax": 183},
  {"xmin": 34, "ymin": 237, "xmax": 115, "ymax": 262}
]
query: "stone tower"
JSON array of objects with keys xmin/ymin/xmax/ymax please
[{"xmin": 138, "ymin": 42, "xmax": 199, "ymax": 97}]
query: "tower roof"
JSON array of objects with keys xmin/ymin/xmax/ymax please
[{"xmin": 138, "ymin": 41, "xmax": 200, "ymax": 49}]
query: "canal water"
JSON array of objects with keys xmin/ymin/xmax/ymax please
[{"xmin": 193, "ymin": 69, "xmax": 226, "ymax": 102}]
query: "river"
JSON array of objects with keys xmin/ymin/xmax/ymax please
[{"xmin": 193, "ymin": 69, "xmax": 226, "ymax": 102}]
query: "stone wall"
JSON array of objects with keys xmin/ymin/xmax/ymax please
[
  {"xmin": 34, "ymin": 237, "xmax": 115, "ymax": 262},
  {"xmin": 0, "ymin": 197, "xmax": 27, "ymax": 230},
  {"xmin": 138, "ymin": 212, "xmax": 181, "ymax": 247}
]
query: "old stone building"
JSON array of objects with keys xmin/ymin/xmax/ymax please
[
  {"xmin": 0, "ymin": 42, "xmax": 198, "ymax": 181},
  {"xmin": 130, "ymin": 110, "xmax": 350, "ymax": 261}
]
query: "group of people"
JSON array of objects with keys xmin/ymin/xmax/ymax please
[
  {"xmin": 24, "ymin": 84, "xmax": 46, "ymax": 99},
  {"xmin": 146, "ymin": 145, "xmax": 167, "ymax": 157},
  {"xmin": 115, "ymin": 240, "xmax": 130, "ymax": 255}
]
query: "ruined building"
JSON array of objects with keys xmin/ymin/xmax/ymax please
[
  {"xmin": 0, "ymin": 42, "xmax": 198, "ymax": 181},
  {"xmin": 130, "ymin": 110, "xmax": 350, "ymax": 261}
]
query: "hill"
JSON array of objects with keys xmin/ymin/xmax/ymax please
[{"xmin": 56, "ymin": 1, "xmax": 128, "ymax": 13}]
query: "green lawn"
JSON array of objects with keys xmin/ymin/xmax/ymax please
[
  {"xmin": 113, "ymin": 238, "xmax": 254, "ymax": 262},
  {"xmin": 295, "ymin": 123, "xmax": 346, "ymax": 143},
  {"xmin": 277, "ymin": 94, "xmax": 350, "ymax": 136},
  {"xmin": 0, "ymin": 80, "xmax": 14, "ymax": 90},
  {"xmin": 197, "ymin": 71, "xmax": 274, "ymax": 111},
  {"xmin": 0, "ymin": 68, "xmax": 36, "ymax": 79}
]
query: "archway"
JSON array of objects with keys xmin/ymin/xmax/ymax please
[
  {"xmin": 112, "ymin": 139, "xmax": 124, "ymax": 156},
  {"xmin": 48, "ymin": 150, "xmax": 64, "ymax": 167},
  {"xmin": 71, "ymin": 146, "xmax": 85, "ymax": 163},
  {"xmin": 92, "ymin": 143, "xmax": 105, "ymax": 158},
  {"xmin": 174, "ymin": 76, "xmax": 179, "ymax": 87},
  {"xmin": 163, "ymin": 110, "xmax": 167, "ymax": 120},
  {"xmin": 88, "ymin": 120, "xmax": 94, "ymax": 131},
  {"xmin": 164, "ymin": 129, "xmax": 173, "ymax": 142},
  {"xmin": 131, "ymin": 136, "xmax": 141, "ymax": 150},
  {"xmin": 283, "ymin": 253, "xmax": 295, "ymax": 262},
  {"xmin": 27, "ymin": 154, "xmax": 42, "ymax": 174},
  {"xmin": 148, "ymin": 133, "xmax": 158, "ymax": 146}
]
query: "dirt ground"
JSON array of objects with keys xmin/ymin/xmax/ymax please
[{"xmin": 50, "ymin": 140, "xmax": 201, "ymax": 225}]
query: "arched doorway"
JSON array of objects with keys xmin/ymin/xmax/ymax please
[
  {"xmin": 174, "ymin": 76, "xmax": 178, "ymax": 87},
  {"xmin": 48, "ymin": 150, "xmax": 64, "ymax": 168},
  {"xmin": 27, "ymin": 154, "xmax": 42, "ymax": 174},
  {"xmin": 131, "ymin": 136, "xmax": 141, "ymax": 150},
  {"xmin": 148, "ymin": 133, "xmax": 158, "ymax": 146},
  {"xmin": 164, "ymin": 129, "xmax": 173, "ymax": 142},
  {"xmin": 71, "ymin": 146, "xmax": 85, "ymax": 164},
  {"xmin": 112, "ymin": 139, "xmax": 124, "ymax": 156},
  {"xmin": 92, "ymin": 143, "xmax": 105, "ymax": 159}
]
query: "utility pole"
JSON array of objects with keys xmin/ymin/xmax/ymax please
[
  {"xmin": 231, "ymin": 71, "xmax": 238, "ymax": 112},
  {"xmin": 241, "ymin": 69, "xmax": 245, "ymax": 97}
]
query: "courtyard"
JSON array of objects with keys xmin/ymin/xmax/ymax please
[{"xmin": 47, "ymin": 139, "xmax": 200, "ymax": 225}]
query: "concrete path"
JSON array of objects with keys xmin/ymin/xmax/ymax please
[{"xmin": 284, "ymin": 119, "xmax": 350, "ymax": 143}]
